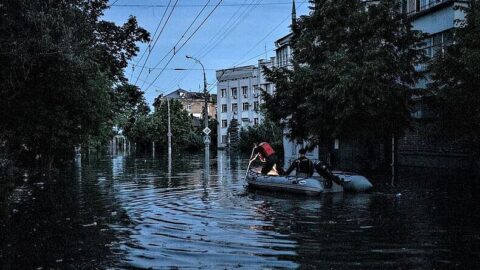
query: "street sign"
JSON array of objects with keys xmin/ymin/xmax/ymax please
[
  {"xmin": 204, "ymin": 136, "xmax": 211, "ymax": 144},
  {"xmin": 203, "ymin": 127, "xmax": 211, "ymax": 135}
]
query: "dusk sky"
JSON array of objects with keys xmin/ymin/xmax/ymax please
[{"xmin": 103, "ymin": 0, "xmax": 310, "ymax": 105}]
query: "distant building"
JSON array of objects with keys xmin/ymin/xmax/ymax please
[
  {"xmin": 216, "ymin": 59, "xmax": 275, "ymax": 149},
  {"xmin": 164, "ymin": 88, "xmax": 217, "ymax": 120}
]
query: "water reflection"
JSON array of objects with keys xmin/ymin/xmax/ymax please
[{"xmin": 1, "ymin": 152, "xmax": 480, "ymax": 269}]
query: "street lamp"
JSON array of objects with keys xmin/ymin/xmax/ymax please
[{"xmin": 185, "ymin": 55, "xmax": 210, "ymax": 161}]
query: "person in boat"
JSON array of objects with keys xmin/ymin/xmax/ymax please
[
  {"xmin": 284, "ymin": 148, "xmax": 314, "ymax": 178},
  {"xmin": 253, "ymin": 142, "xmax": 284, "ymax": 175},
  {"xmin": 314, "ymin": 161, "xmax": 344, "ymax": 188}
]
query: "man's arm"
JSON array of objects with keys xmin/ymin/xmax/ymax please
[{"xmin": 284, "ymin": 160, "xmax": 298, "ymax": 176}]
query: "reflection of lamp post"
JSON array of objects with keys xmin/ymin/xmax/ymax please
[{"xmin": 184, "ymin": 56, "xmax": 210, "ymax": 160}]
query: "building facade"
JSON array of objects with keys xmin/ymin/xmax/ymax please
[
  {"xmin": 216, "ymin": 59, "xmax": 275, "ymax": 148},
  {"xmin": 395, "ymin": 0, "xmax": 469, "ymax": 169},
  {"xmin": 164, "ymin": 88, "xmax": 217, "ymax": 120}
]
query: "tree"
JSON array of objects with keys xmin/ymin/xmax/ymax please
[
  {"xmin": 238, "ymin": 119, "xmax": 283, "ymax": 154},
  {"xmin": 227, "ymin": 118, "xmax": 240, "ymax": 150},
  {"xmin": 151, "ymin": 98, "xmax": 193, "ymax": 151},
  {"xmin": 263, "ymin": 0, "xmax": 424, "ymax": 166},
  {"xmin": 0, "ymin": 0, "xmax": 149, "ymax": 168},
  {"xmin": 429, "ymin": 1, "xmax": 480, "ymax": 152},
  {"xmin": 112, "ymin": 83, "xmax": 150, "ymax": 135}
]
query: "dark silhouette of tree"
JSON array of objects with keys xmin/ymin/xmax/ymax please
[{"xmin": 0, "ymin": 0, "xmax": 150, "ymax": 168}]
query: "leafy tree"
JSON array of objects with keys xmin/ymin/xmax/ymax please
[
  {"xmin": 238, "ymin": 119, "xmax": 283, "ymax": 155},
  {"xmin": 429, "ymin": 0, "xmax": 480, "ymax": 152},
  {"xmin": 0, "ymin": 0, "xmax": 149, "ymax": 168},
  {"xmin": 151, "ymin": 98, "xmax": 193, "ymax": 151},
  {"xmin": 263, "ymin": 0, "xmax": 424, "ymax": 165},
  {"xmin": 112, "ymin": 83, "xmax": 150, "ymax": 135},
  {"xmin": 207, "ymin": 118, "xmax": 219, "ymax": 151},
  {"xmin": 227, "ymin": 118, "xmax": 240, "ymax": 150}
]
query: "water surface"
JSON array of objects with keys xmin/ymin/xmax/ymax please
[{"xmin": 1, "ymin": 152, "xmax": 479, "ymax": 269}]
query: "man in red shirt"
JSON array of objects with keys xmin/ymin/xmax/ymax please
[{"xmin": 253, "ymin": 142, "xmax": 284, "ymax": 175}]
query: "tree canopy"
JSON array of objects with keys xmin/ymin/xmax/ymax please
[
  {"xmin": 429, "ymin": 0, "xmax": 480, "ymax": 150},
  {"xmin": 263, "ymin": 0, "xmax": 424, "ymax": 146},
  {"xmin": 0, "ymin": 0, "xmax": 149, "ymax": 167}
]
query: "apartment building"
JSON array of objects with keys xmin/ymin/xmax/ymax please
[
  {"xmin": 216, "ymin": 59, "xmax": 275, "ymax": 149},
  {"xmin": 397, "ymin": 0, "xmax": 469, "ymax": 168}
]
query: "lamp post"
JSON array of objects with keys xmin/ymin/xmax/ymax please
[{"xmin": 184, "ymin": 55, "xmax": 210, "ymax": 164}]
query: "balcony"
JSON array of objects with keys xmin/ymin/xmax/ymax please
[{"xmin": 404, "ymin": 0, "xmax": 454, "ymax": 18}]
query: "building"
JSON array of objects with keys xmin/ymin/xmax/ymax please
[
  {"xmin": 281, "ymin": 0, "xmax": 470, "ymax": 171},
  {"xmin": 164, "ymin": 88, "xmax": 217, "ymax": 120},
  {"xmin": 216, "ymin": 59, "xmax": 275, "ymax": 148},
  {"xmin": 395, "ymin": 0, "xmax": 469, "ymax": 170}
]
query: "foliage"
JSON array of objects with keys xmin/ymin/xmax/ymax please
[
  {"xmin": 238, "ymin": 120, "xmax": 284, "ymax": 155},
  {"xmin": 0, "ymin": 0, "xmax": 149, "ymax": 168},
  {"xmin": 208, "ymin": 118, "xmax": 219, "ymax": 151},
  {"xmin": 127, "ymin": 99, "xmax": 198, "ymax": 151},
  {"xmin": 111, "ymin": 83, "xmax": 150, "ymax": 135},
  {"xmin": 263, "ymin": 0, "xmax": 424, "ymax": 146},
  {"xmin": 227, "ymin": 118, "xmax": 240, "ymax": 150},
  {"xmin": 429, "ymin": 0, "xmax": 480, "ymax": 151}
]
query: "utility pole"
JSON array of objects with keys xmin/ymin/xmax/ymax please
[
  {"xmin": 167, "ymin": 98, "xmax": 172, "ymax": 160},
  {"xmin": 186, "ymin": 55, "xmax": 210, "ymax": 165}
]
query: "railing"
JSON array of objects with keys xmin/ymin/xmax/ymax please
[{"xmin": 405, "ymin": 0, "xmax": 452, "ymax": 16}]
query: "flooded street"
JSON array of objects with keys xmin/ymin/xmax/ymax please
[{"xmin": 1, "ymin": 152, "xmax": 480, "ymax": 269}]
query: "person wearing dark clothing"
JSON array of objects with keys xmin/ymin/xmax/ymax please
[
  {"xmin": 253, "ymin": 142, "xmax": 284, "ymax": 175},
  {"xmin": 314, "ymin": 161, "xmax": 344, "ymax": 188},
  {"xmin": 284, "ymin": 149, "xmax": 314, "ymax": 178}
]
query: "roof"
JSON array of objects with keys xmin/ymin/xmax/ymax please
[{"xmin": 164, "ymin": 89, "xmax": 204, "ymax": 100}]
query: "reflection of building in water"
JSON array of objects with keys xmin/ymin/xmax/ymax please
[
  {"xmin": 112, "ymin": 155, "xmax": 125, "ymax": 178},
  {"xmin": 111, "ymin": 126, "xmax": 131, "ymax": 155}
]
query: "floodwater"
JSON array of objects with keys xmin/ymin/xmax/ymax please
[{"xmin": 1, "ymin": 151, "xmax": 480, "ymax": 269}]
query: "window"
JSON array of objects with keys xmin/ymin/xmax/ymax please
[
  {"xmin": 221, "ymin": 89, "xmax": 226, "ymax": 98},
  {"xmin": 242, "ymin": 118, "xmax": 249, "ymax": 127},
  {"xmin": 186, "ymin": 104, "xmax": 192, "ymax": 111},
  {"xmin": 222, "ymin": 120, "xmax": 228, "ymax": 128},
  {"xmin": 264, "ymin": 83, "xmax": 270, "ymax": 93},
  {"xmin": 253, "ymin": 101, "xmax": 259, "ymax": 111},
  {"xmin": 407, "ymin": 0, "xmax": 416, "ymax": 13},
  {"xmin": 421, "ymin": 31, "xmax": 453, "ymax": 59},
  {"xmin": 254, "ymin": 118, "xmax": 259, "ymax": 125},
  {"xmin": 242, "ymin": 102, "xmax": 249, "ymax": 111},
  {"xmin": 222, "ymin": 135, "xmax": 227, "ymax": 144},
  {"xmin": 232, "ymin": 103, "xmax": 238, "ymax": 112},
  {"xmin": 231, "ymin": 87, "xmax": 237, "ymax": 98},
  {"xmin": 242, "ymin": 86, "xmax": 248, "ymax": 97},
  {"xmin": 221, "ymin": 104, "xmax": 227, "ymax": 112}
]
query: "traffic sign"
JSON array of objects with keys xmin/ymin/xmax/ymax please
[
  {"xmin": 204, "ymin": 136, "xmax": 211, "ymax": 144},
  {"xmin": 203, "ymin": 127, "xmax": 211, "ymax": 135},
  {"xmin": 167, "ymin": 132, "xmax": 172, "ymax": 137}
]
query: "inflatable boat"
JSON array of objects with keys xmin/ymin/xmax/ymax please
[{"xmin": 246, "ymin": 168, "xmax": 372, "ymax": 195}]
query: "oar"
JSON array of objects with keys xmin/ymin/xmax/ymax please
[{"xmin": 243, "ymin": 146, "xmax": 257, "ymax": 182}]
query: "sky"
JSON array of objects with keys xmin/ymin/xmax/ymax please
[{"xmin": 103, "ymin": 0, "xmax": 310, "ymax": 105}]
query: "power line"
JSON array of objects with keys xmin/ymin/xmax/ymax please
[
  {"xmin": 130, "ymin": 0, "xmax": 173, "ymax": 81},
  {"xmin": 134, "ymin": 0, "xmax": 179, "ymax": 85},
  {"xmin": 112, "ymin": 2, "xmax": 302, "ymax": 8},
  {"xmin": 108, "ymin": 0, "xmax": 120, "ymax": 7},
  {"xmin": 204, "ymin": 0, "xmax": 308, "ymax": 94},
  {"xmin": 144, "ymin": 0, "xmax": 224, "ymax": 93},
  {"xmin": 197, "ymin": 0, "xmax": 262, "ymax": 59},
  {"xmin": 140, "ymin": 0, "xmax": 213, "ymax": 89},
  {"xmin": 165, "ymin": 0, "xmax": 261, "ymax": 92}
]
